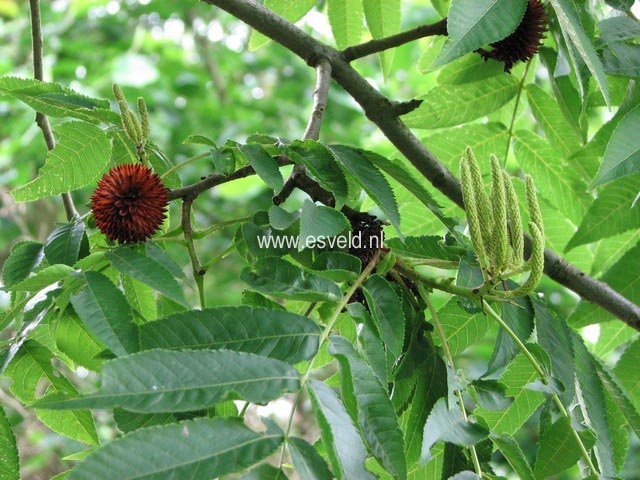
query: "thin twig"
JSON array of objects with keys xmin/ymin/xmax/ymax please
[
  {"xmin": 167, "ymin": 155, "xmax": 292, "ymax": 200},
  {"xmin": 422, "ymin": 289, "xmax": 483, "ymax": 478},
  {"xmin": 181, "ymin": 197, "xmax": 205, "ymax": 308},
  {"xmin": 342, "ymin": 18, "xmax": 448, "ymax": 62},
  {"xmin": 29, "ymin": 0, "xmax": 77, "ymax": 221},
  {"xmin": 202, "ymin": 0, "xmax": 640, "ymax": 330}
]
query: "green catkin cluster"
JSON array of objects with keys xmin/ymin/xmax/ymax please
[
  {"xmin": 112, "ymin": 84, "xmax": 151, "ymax": 162},
  {"xmin": 459, "ymin": 147, "xmax": 545, "ymax": 298}
]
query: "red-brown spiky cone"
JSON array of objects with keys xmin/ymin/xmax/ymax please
[
  {"xmin": 480, "ymin": 0, "xmax": 548, "ymax": 72},
  {"xmin": 91, "ymin": 163, "xmax": 168, "ymax": 244}
]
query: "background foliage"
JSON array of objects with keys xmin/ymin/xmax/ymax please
[{"xmin": 0, "ymin": 0, "xmax": 639, "ymax": 479}]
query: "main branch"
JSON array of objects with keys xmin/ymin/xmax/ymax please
[{"xmin": 202, "ymin": 0, "xmax": 640, "ymax": 330}]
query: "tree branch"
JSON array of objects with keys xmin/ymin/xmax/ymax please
[
  {"xmin": 274, "ymin": 58, "xmax": 332, "ymax": 205},
  {"xmin": 167, "ymin": 155, "xmax": 292, "ymax": 200},
  {"xmin": 202, "ymin": 0, "xmax": 640, "ymax": 329},
  {"xmin": 29, "ymin": 0, "xmax": 77, "ymax": 221},
  {"xmin": 342, "ymin": 18, "xmax": 448, "ymax": 62},
  {"xmin": 303, "ymin": 58, "xmax": 332, "ymax": 141}
]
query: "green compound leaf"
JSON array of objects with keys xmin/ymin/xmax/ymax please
[
  {"xmin": 0, "ymin": 76, "xmax": 118, "ymax": 124},
  {"xmin": 139, "ymin": 306, "xmax": 320, "ymax": 364},
  {"xmin": 526, "ymin": 84, "xmax": 582, "ymax": 158},
  {"xmin": 566, "ymin": 175, "xmax": 640, "ymax": 251},
  {"xmin": 420, "ymin": 397, "xmax": 489, "ymax": 463},
  {"xmin": 65, "ymin": 418, "xmax": 283, "ymax": 480},
  {"xmin": 70, "ymin": 271, "xmax": 139, "ymax": 357},
  {"xmin": 533, "ymin": 417, "xmax": 596, "ymax": 479},
  {"xmin": 298, "ymin": 200, "xmax": 350, "ymax": 251},
  {"xmin": 44, "ymin": 222, "xmax": 87, "ymax": 266},
  {"xmin": 430, "ymin": 0, "xmax": 527, "ymax": 68},
  {"xmin": 1, "ymin": 241, "xmax": 43, "ymax": 289},
  {"xmin": 329, "ymin": 336, "xmax": 407, "ymax": 480},
  {"xmin": 361, "ymin": 274, "xmax": 405, "ymax": 367},
  {"xmin": 288, "ymin": 437, "xmax": 333, "ymax": 480},
  {"xmin": 2, "ymin": 340, "xmax": 99, "ymax": 446},
  {"xmin": 12, "ymin": 121, "xmax": 111, "ymax": 202},
  {"xmin": 7, "ymin": 264, "xmax": 74, "ymax": 292},
  {"xmin": 549, "ymin": 0, "xmax": 610, "ymax": 105},
  {"xmin": 491, "ymin": 434, "xmax": 534, "ymax": 480},
  {"xmin": 329, "ymin": 145, "xmax": 401, "ymax": 238},
  {"xmin": 592, "ymin": 105, "xmax": 640, "ymax": 188},
  {"xmin": 241, "ymin": 257, "xmax": 342, "ymax": 302},
  {"xmin": 327, "ymin": 0, "xmax": 364, "ymax": 49},
  {"xmin": 34, "ymin": 349, "xmax": 300, "ymax": 413},
  {"xmin": 238, "ymin": 143, "xmax": 284, "ymax": 194},
  {"xmin": 363, "ymin": 0, "xmax": 401, "ymax": 78},
  {"xmin": 308, "ymin": 379, "xmax": 376, "ymax": 480},
  {"xmin": 0, "ymin": 405, "xmax": 19, "ymax": 480},
  {"xmin": 286, "ymin": 140, "xmax": 349, "ymax": 208},
  {"xmin": 107, "ymin": 246, "xmax": 188, "ymax": 307},
  {"xmin": 403, "ymin": 75, "xmax": 518, "ymax": 129}
]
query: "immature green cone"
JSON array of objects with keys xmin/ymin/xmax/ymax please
[
  {"xmin": 505, "ymin": 222, "xmax": 544, "ymax": 297},
  {"xmin": 490, "ymin": 155, "xmax": 508, "ymax": 275},
  {"xmin": 525, "ymin": 175, "xmax": 544, "ymax": 240},
  {"xmin": 461, "ymin": 157, "xmax": 488, "ymax": 268},
  {"xmin": 503, "ymin": 171, "xmax": 524, "ymax": 267},
  {"xmin": 137, "ymin": 97, "xmax": 150, "ymax": 140},
  {"xmin": 465, "ymin": 147, "xmax": 493, "ymax": 249}
]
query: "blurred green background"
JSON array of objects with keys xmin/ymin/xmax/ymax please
[{"xmin": 1, "ymin": 0, "xmax": 638, "ymax": 478}]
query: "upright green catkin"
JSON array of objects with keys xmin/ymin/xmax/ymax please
[
  {"xmin": 503, "ymin": 171, "xmax": 524, "ymax": 267},
  {"xmin": 137, "ymin": 97, "xmax": 150, "ymax": 140},
  {"xmin": 506, "ymin": 222, "xmax": 544, "ymax": 297},
  {"xmin": 120, "ymin": 109, "xmax": 138, "ymax": 143},
  {"xmin": 465, "ymin": 147, "xmax": 494, "ymax": 249},
  {"xmin": 127, "ymin": 110, "xmax": 143, "ymax": 145},
  {"xmin": 112, "ymin": 83, "xmax": 127, "ymax": 107},
  {"xmin": 490, "ymin": 155, "xmax": 508, "ymax": 275},
  {"xmin": 461, "ymin": 157, "xmax": 487, "ymax": 269},
  {"xmin": 525, "ymin": 175, "xmax": 544, "ymax": 240}
]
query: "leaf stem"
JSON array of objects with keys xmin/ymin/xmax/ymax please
[
  {"xmin": 481, "ymin": 299, "xmax": 599, "ymax": 475},
  {"xmin": 421, "ymin": 288, "xmax": 483, "ymax": 478},
  {"xmin": 277, "ymin": 250, "xmax": 381, "ymax": 470},
  {"xmin": 503, "ymin": 60, "xmax": 532, "ymax": 166}
]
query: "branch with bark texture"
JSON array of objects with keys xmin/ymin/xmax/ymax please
[
  {"xmin": 29, "ymin": 0, "xmax": 77, "ymax": 221},
  {"xmin": 342, "ymin": 18, "xmax": 447, "ymax": 61},
  {"xmin": 274, "ymin": 59, "xmax": 332, "ymax": 205},
  {"xmin": 201, "ymin": 0, "xmax": 640, "ymax": 330}
]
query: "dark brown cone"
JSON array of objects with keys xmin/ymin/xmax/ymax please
[
  {"xmin": 480, "ymin": 0, "xmax": 548, "ymax": 72},
  {"xmin": 91, "ymin": 163, "xmax": 168, "ymax": 244},
  {"xmin": 348, "ymin": 215, "xmax": 384, "ymax": 267}
]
